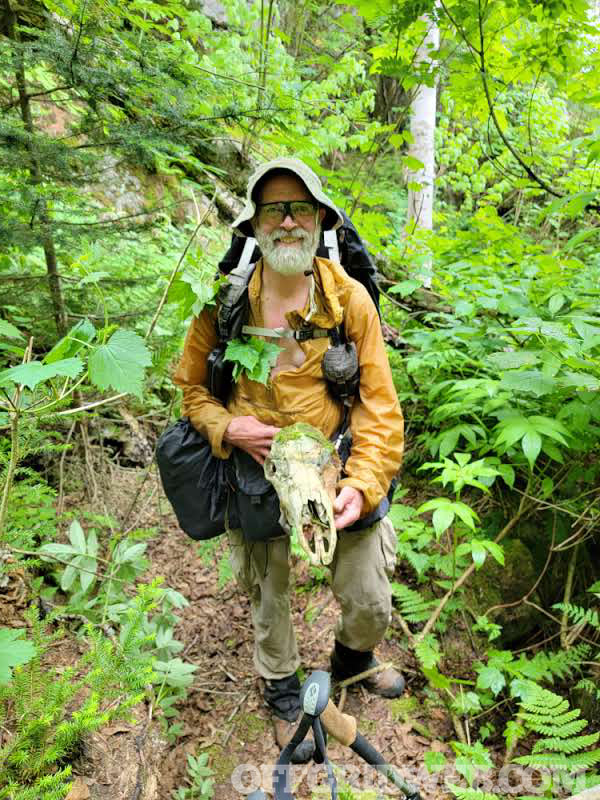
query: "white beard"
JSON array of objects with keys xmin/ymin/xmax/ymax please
[{"xmin": 255, "ymin": 224, "xmax": 321, "ymax": 276}]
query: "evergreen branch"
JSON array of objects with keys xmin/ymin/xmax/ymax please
[{"xmin": 1, "ymin": 85, "xmax": 74, "ymax": 112}]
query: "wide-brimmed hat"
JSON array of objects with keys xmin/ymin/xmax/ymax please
[{"xmin": 232, "ymin": 157, "xmax": 344, "ymax": 237}]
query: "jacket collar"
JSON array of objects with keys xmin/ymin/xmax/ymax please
[{"xmin": 248, "ymin": 257, "xmax": 345, "ymax": 330}]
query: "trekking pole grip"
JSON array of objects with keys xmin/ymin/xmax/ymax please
[{"xmin": 320, "ymin": 699, "xmax": 357, "ymax": 746}]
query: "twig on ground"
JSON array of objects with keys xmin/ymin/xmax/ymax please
[
  {"xmin": 336, "ymin": 661, "xmax": 393, "ymax": 689},
  {"xmin": 222, "ymin": 691, "xmax": 251, "ymax": 745}
]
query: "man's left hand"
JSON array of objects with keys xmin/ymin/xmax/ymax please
[{"xmin": 333, "ymin": 486, "xmax": 364, "ymax": 530}]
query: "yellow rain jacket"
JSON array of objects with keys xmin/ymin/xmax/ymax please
[{"xmin": 173, "ymin": 257, "xmax": 404, "ymax": 517}]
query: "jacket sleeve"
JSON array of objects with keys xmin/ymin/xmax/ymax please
[
  {"xmin": 337, "ymin": 284, "xmax": 404, "ymax": 515},
  {"xmin": 172, "ymin": 309, "xmax": 234, "ymax": 458}
]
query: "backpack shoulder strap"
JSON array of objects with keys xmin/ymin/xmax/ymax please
[
  {"xmin": 323, "ymin": 229, "xmax": 340, "ymax": 264},
  {"xmin": 216, "ymin": 259, "xmax": 256, "ymax": 342}
]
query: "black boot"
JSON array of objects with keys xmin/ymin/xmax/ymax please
[
  {"xmin": 264, "ymin": 674, "xmax": 315, "ymax": 764},
  {"xmin": 331, "ymin": 640, "xmax": 405, "ymax": 699}
]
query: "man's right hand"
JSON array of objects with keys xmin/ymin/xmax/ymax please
[{"xmin": 223, "ymin": 416, "xmax": 281, "ymax": 465}]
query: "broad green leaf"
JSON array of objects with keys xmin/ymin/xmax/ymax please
[
  {"xmin": 225, "ymin": 337, "xmax": 283, "ymax": 386},
  {"xmin": 561, "ymin": 372, "xmax": 600, "ymax": 391},
  {"xmin": 500, "ymin": 370, "xmax": 556, "ymax": 397},
  {"xmin": 248, "ymin": 341, "xmax": 283, "ymax": 385},
  {"xmin": 88, "ymin": 330, "xmax": 151, "ymax": 398},
  {"xmin": 471, "ymin": 539, "xmax": 486, "ymax": 569},
  {"xmin": 45, "ymin": 319, "xmax": 96, "ymax": 364},
  {"xmin": 0, "ymin": 629, "xmax": 36, "ymax": 683},
  {"xmin": 482, "ymin": 541, "xmax": 504, "ymax": 565},
  {"xmin": 68, "ymin": 519, "xmax": 86, "ymax": 553},
  {"xmin": 548, "ymin": 294, "xmax": 566, "ymax": 316},
  {"xmin": 424, "ymin": 751, "xmax": 447, "ymax": 773},
  {"xmin": 452, "ymin": 502, "xmax": 478, "ymax": 530},
  {"xmin": 402, "ymin": 154, "xmax": 424, "ymax": 172},
  {"xmin": 0, "ymin": 358, "xmax": 83, "ymax": 390},
  {"xmin": 388, "ymin": 279, "xmax": 421, "ymax": 296},
  {"xmin": 79, "ymin": 557, "xmax": 97, "ymax": 592},
  {"xmin": 522, "ymin": 430, "xmax": 542, "ymax": 470},
  {"xmin": 0, "ymin": 320, "xmax": 24, "ymax": 340},
  {"xmin": 486, "ymin": 351, "xmax": 540, "ymax": 370},
  {"xmin": 432, "ymin": 506, "xmax": 454, "ymax": 537},
  {"xmin": 224, "ymin": 339, "xmax": 260, "ymax": 373},
  {"xmin": 39, "ymin": 543, "xmax": 79, "ymax": 560},
  {"xmin": 61, "ymin": 563, "xmax": 78, "ymax": 591}
]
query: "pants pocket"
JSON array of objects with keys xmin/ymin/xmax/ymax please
[{"xmin": 378, "ymin": 516, "xmax": 397, "ymax": 578}]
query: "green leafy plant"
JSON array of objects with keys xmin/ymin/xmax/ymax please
[
  {"xmin": 224, "ymin": 336, "xmax": 283, "ymax": 384},
  {"xmin": 171, "ymin": 751, "xmax": 215, "ymax": 800}
]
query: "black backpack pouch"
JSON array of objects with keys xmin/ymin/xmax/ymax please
[
  {"xmin": 232, "ymin": 448, "xmax": 287, "ymax": 542},
  {"xmin": 156, "ymin": 418, "xmax": 240, "ymax": 540}
]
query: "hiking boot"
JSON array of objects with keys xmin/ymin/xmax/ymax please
[
  {"xmin": 271, "ymin": 714, "xmax": 315, "ymax": 764},
  {"xmin": 331, "ymin": 640, "xmax": 405, "ymax": 699},
  {"xmin": 264, "ymin": 674, "xmax": 315, "ymax": 764}
]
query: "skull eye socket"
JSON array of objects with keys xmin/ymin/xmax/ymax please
[{"xmin": 265, "ymin": 460, "xmax": 276, "ymax": 477}]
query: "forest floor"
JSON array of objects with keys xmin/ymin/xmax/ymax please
[{"xmin": 3, "ymin": 462, "xmax": 463, "ymax": 800}]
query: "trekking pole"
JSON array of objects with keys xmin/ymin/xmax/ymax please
[{"xmin": 248, "ymin": 670, "xmax": 421, "ymax": 800}]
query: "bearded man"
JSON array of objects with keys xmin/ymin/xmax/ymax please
[{"xmin": 174, "ymin": 158, "xmax": 405, "ymax": 763}]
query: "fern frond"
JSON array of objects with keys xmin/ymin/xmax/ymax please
[
  {"xmin": 513, "ymin": 753, "xmax": 570, "ymax": 769},
  {"xmin": 576, "ymin": 678, "xmax": 600, "ymax": 700},
  {"xmin": 553, "ymin": 603, "xmax": 600, "ymax": 629},
  {"xmin": 512, "ymin": 682, "xmax": 600, "ymax": 783},
  {"xmin": 522, "ymin": 643, "xmax": 590, "ymax": 682},
  {"xmin": 519, "ymin": 716, "xmax": 588, "ymax": 738},
  {"xmin": 532, "ymin": 732, "xmax": 600, "ymax": 754},
  {"xmin": 391, "ymin": 583, "xmax": 435, "ymax": 623},
  {"xmin": 567, "ymin": 749, "xmax": 600, "ymax": 770}
]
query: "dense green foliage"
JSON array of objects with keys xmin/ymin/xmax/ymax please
[{"xmin": 1, "ymin": 0, "xmax": 599, "ymax": 797}]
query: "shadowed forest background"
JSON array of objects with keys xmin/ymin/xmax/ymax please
[{"xmin": 1, "ymin": 0, "xmax": 600, "ymax": 798}]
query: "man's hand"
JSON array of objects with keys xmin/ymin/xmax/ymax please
[
  {"xmin": 333, "ymin": 486, "xmax": 364, "ymax": 530},
  {"xmin": 224, "ymin": 416, "xmax": 281, "ymax": 465}
]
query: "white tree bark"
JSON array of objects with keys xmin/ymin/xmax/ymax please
[{"xmin": 406, "ymin": 15, "xmax": 439, "ymax": 287}]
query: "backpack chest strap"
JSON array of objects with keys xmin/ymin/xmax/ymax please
[{"xmin": 241, "ymin": 325, "xmax": 330, "ymax": 342}]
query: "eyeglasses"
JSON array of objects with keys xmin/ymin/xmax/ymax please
[{"xmin": 256, "ymin": 200, "xmax": 318, "ymax": 224}]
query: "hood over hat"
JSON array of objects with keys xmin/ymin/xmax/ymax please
[{"xmin": 232, "ymin": 157, "xmax": 344, "ymax": 237}]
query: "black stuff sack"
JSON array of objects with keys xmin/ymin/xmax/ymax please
[{"xmin": 156, "ymin": 418, "xmax": 240, "ymax": 540}]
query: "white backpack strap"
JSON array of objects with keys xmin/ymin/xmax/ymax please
[
  {"xmin": 238, "ymin": 236, "xmax": 256, "ymax": 270},
  {"xmin": 323, "ymin": 229, "xmax": 340, "ymax": 264}
]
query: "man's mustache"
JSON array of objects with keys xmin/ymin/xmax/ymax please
[{"xmin": 270, "ymin": 230, "xmax": 310, "ymax": 243}]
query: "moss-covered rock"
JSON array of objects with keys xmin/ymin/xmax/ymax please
[{"xmin": 466, "ymin": 538, "xmax": 542, "ymax": 646}]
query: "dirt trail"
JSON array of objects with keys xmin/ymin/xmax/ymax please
[{"xmin": 2, "ymin": 465, "xmax": 454, "ymax": 800}]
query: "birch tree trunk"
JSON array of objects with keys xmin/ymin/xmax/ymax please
[{"xmin": 406, "ymin": 15, "xmax": 439, "ymax": 288}]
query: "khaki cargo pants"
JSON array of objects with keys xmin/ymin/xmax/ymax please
[{"xmin": 227, "ymin": 517, "xmax": 397, "ymax": 680}]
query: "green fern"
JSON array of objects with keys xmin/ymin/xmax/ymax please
[
  {"xmin": 575, "ymin": 678, "xmax": 600, "ymax": 702},
  {"xmin": 553, "ymin": 602, "xmax": 600, "ymax": 630},
  {"xmin": 391, "ymin": 583, "xmax": 435, "ymax": 623},
  {"xmin": 513, "ymin": 683, "xmax": 600, "ymax": 792}
]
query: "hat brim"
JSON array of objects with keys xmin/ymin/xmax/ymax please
[{"xmin": 232, "ymin": 157, "xmax": 344, "ymax": 236}]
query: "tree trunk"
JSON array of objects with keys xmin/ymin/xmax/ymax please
[
  {"xmin": 406, "ymin": 14, "xmax": 439, "ymax": 288},
  {"xmin": 6, "ymin": 3, "xmax": 67, "ymax": 336}
]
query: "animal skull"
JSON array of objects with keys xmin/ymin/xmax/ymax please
[{"xmin": 264, "ymin": 423, "xmax": 341, "ymax": 566}]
